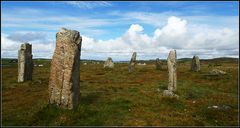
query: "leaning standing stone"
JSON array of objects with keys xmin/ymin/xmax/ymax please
[
  {"xmin": 191, "ymin": 55, "xmax": 200, "ymax": 72},
  {"xmin": 128, "ymin": 52, "xmax": 137, "ymax": 72},
  {"xmin": 156, "ymin": 58, "xmax": 162, "ymax": 70},
  {"xmin": 103, "ymin": 57, "xmax": 114, "ymax": 68},
  {"xmin": 49, "ymin": 28, "xmax": 82, "ymax": 109},
  {"xmin": 18, "ymin": 43, "xmax": 33, "ymax": 82}
]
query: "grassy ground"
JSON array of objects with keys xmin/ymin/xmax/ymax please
[{"xmin": 1, "ymin": 59, "xmax": 239, "ymax": 126}]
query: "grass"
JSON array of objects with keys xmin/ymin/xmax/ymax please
[{"xmin": 1, "ymin": 58, "xmax": 239, "ymax": 126}]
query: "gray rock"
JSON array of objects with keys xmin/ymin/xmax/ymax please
[
  {"xmin": 161, "ymin": 50, "xmax": 178, "ymax": 98},
  {"xmin": 156, "ymin": 58, "xmax": 162, "ymax": 70},
  {"xmin": 167, "ymin": 50, "xmax": 177, "ymax": 92},
  {"xmin": 18, "ymin": 43, "xmax": 33, "ymax": 82},
  {"xmin": 49, "ymin": 28, "xmax": 82, "ymax": 110},
  {"xmin": 209, "ymin": 69, "xmax": 227, "ymax": 75},
  {"xmin": 191, "ymin": 55, "xmax": 200, "ymax": 72},
  {"xmin": 103, "ymin": 57, "xmax": 114, "ymax": 68},
  {"xmin": 163, "ymin": 90, "xmax": 179, "ymax": 99},
  {"xmin": 128, "ymin": 52, "xmax": 137, "ymax": 72},
  {"xmin": 207, "ymin": 105, "xmax": 231, "ymax": 110}
]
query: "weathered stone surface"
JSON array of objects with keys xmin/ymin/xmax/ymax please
[
  {"xmin": 156, "ymin": 58, "xmax": 162, "ymax": 70},
  {"xmin": 163, "ymin": 90, "xmax": 179, "ymax": 99},
  {"xmin": 162, "ymin": 50, "xmax": 178, "ymax": 98},
  {"xmin": 167, "ymin": 50, "xmax": 177, "ymax": 92},
  {"xmin": 128, "ymin": 52, "xmax": 137, "ymax": 72},
  {"xmin": 191, "ymin": 55, "xmax": 200, "ymax": 72},
  {"xmin": 18, "ymin": 43, "xmax": 33, "ymax": 82},
  {"xmin": 103, "ymin": 57, "xmax": 114, "ymax": 68},
  {"xmin": 209, "ymin": 69, "xmax": 226, "ymax": 75},
  {"xmin": 49, "ymin": 28, "xmax": 82, "ymax": 109}
]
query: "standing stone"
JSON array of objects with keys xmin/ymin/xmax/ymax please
[
  {"xmin": 167, "ymin": 50, "xmax": 177, "ymax": 92},
  {"xmin": 128, "ymin": 52, "xmax": 137, "ymax": 72},
  {"xmin": 103, "ymin": 57, "xmax": 114, "ymax": 68},
  {"xmin": 163, "ymin": 50, "xmax": 178, "ymax": 98},
  {"xmin": 191, "ymin": 55, "xmax": 200, "ymax": 72},
  {"xmin": 49, "ymin": 28, "xmax": 82, "ymax": 109},
  {"xmin": 18, "ymin": 43, "xmax": 33, "ymax": 82},
  {"xmin": 156, "ymin": 58, "xmax": 162, "ymax": 70}
]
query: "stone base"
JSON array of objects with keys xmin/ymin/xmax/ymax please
[{"xmin": 163, "ymin": 90, "xmax": 179, "ymax": 99}]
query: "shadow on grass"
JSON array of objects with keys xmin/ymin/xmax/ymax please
[
  {"xmin": 79, "ymin": 92, "xmax": 100, "ymax": 105},
  {"xmin": 29, "ymin": 92, "xmax": 101, "ymax": 125},
  {"xmin": 30, "ymin": 104, "xmax": 63, "ymax": 125}
]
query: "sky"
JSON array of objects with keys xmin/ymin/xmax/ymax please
[{"xmin": 1, "ymin": 1, "xmax": 239, "ymax": 61}]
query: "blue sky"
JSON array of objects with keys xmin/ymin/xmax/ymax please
[{"xmin": 1, "ymin": 1, "xmax": 239, "ymax": 60}]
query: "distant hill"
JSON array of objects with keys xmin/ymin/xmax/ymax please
[
  {"xmin": 209, "ymin": 57, "xmax": 238, "ymax": 61},
  {"xmin": 178, "ymin": 58, "xmax": 192, "ymax": 61}
]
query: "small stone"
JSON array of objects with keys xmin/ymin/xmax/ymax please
[
  {"xmin": 36, "ymin": 80, "xmax": 42, "ymax": 84},
  {"xmin": 163, "ymin": 90, "xmax": 179, "ymax": 99},
  {"xmin": 191, "ymin": 55, "xmax": 200, "ymax": 72},
  {"xmin": 156, "ymin": 58, "xmax": 162, "ymax": 70},
  {"xmin": 137, "ymin": 63, "xmax": 146, "ymax": 66},
  {"xmin": 209, "ymin": 69, "xmax": 227, "ymax": 75},
  {"xmin": 221, "ymin": 105, "xmax": 231, "ymax": 110},
  {"xmin": 103, "ymin": 57, "xmax": 114, "ymax": 68}
]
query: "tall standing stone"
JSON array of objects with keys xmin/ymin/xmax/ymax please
[
  {"xmin": 49, "ymin": 28, "xmax": 82, "ymax": 109},
  {"xmin": 191, "ymin": 55, "xmax": 200, "ymax": 72},
  {"xmin": 163, "ymin": 50, "xmax": 178, "ymax": 98},
  {"xmin": 18, "ymin": 43, "xmax": 33, "ymax": 82},
  {"xmin": 103, "ymin": 57, "xmax": 114, "ymax": 68},
  {"xmin": 128, "ymin": 52, "xmax": 137, "ymax": 72},
  {"xmin": 167, "ymin": 50, "xmax": 177, "ymax": 92},
  {"xmin": 156, "ymin": 58, "xmax": 162, "ymax": 70}
]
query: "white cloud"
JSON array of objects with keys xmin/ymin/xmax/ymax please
[
  {"xmin": 152, "ymin": 16, "xmax": 188, "ymax": 49},
  {"xmin": 1, "ymin": 16, "xmax": 239, "ymax": 60},
  {"xmin": 1, "ymin": 34, "xmax": 21, "ymax": 58},
  {"xmin": 64, "ymin": 1, "xmax": 112, "ymax": 9},
  {"xmin": 1, "ymin": 32, "xmax": 55, "ymax": 58},
  {"xmin": 80, "ymin": 16, "xmax": 238, "ymax": 60},
  {"xmin": 160, "ymin": 16, "xmax": 187, "ymax": 36},
  {"xmin": 110, "ymin": 11, "xmax": 238, "ymax": 29},
  {"xmin": 1, "ymin": 34, "xmax": 21, "ymax": 51},
  {"xmin": 2, "ymin": 9, "xmax": 116, "ymax": 37}
]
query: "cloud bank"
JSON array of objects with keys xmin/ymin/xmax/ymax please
[
  {"xmin": 81, "ymin": 16, "xmax": 239, "ymax": 60},
  {"xmin": 2, "ymin": 16, "xmax": 239, "ymax": 60}
]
